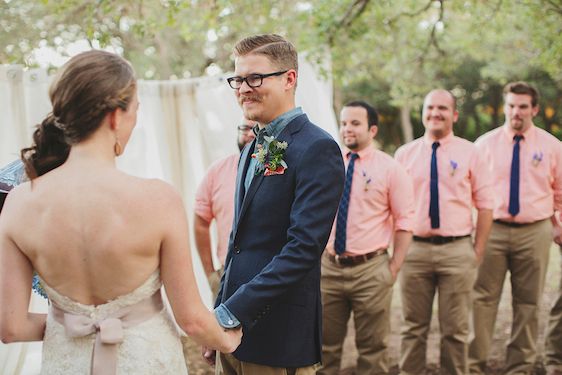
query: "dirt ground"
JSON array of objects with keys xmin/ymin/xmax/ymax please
[{"xmin": 183, "ymin": 245, "xmax": 561, "ymax": 375}]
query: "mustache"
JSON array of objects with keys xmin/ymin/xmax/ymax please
[{"xmin": 240, "ymin": 95, "xmax": 262, "ymax": 103}]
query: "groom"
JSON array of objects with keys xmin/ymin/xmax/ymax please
[{"xmin": 207, "ymin": 34, "xmax": 345, "ymax": 374}]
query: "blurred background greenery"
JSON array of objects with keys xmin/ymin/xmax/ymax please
[{"xmin": 2, "ymin": 0, "xmax": 561, "ymax": 149}]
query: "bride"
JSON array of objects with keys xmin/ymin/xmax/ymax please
[{"xmin": 0, "ymin": 50, "xmax": 241, "ymax": 374}]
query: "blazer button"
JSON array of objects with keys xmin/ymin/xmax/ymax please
[{"xmin": 234, "ymin": 245, "xmax": 240, "ymax": 254}]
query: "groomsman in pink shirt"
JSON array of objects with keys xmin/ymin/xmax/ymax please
[
  {"xmin": 395, "ymin": 89, "xmax": 494, "ymax": 375},
  {"xmin": 194, "ymin": 119, "xmax": 255, "ymax": 295},
  {"xmin": 318, "ymin": 101, "xmax": 414, "ymax": 375},
  {"xmin": 469, "ymin": 81, "xmax": 562, "ymax": 375},
  {"xmin": 545, "ymin": 243, "xmax": 562, "ymax": 375}
]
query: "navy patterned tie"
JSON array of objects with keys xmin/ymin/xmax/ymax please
[
  {"xmin": 509, "ymin": 135, "xmax": 523, "ymax": 216},
  {"xmin": 334, "ymin": 153, "xmax": 359, "ymax": 255},
  {"xmin": 429, "ymin": 142, "xmax": 440, "ymax": 229}
]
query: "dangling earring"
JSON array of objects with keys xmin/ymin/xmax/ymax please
[{"xmin": 114, "ymin": 136, "xmax": 123, "ymax": 156}]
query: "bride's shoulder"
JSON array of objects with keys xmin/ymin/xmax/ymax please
[
  {"xmin": 125, "ymin": 176, "xmax": 185, "ymax": 209},
  {"xmin": 4, "ymin": 181, "xmax": 32, "ymax": 203},
  {"xmin": 1, "ymin": 181, "xmax": 33, "ymax": 220}
]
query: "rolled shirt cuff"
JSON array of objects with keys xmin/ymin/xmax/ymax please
[{"xmin": 214, "ymin": 304, "xmax": 241, "ymax": 329}]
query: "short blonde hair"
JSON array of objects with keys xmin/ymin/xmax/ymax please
[{"xmin": 234, "ymin": 34, "xmax": 298, "ymax": 73}]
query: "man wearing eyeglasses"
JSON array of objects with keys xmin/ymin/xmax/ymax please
[
  {"xmin": 205, "ymin": 34, "xmax": 345, "ymax": 375},
  {"xmin": 194, "ymin": 119, "xmax": 256, "ymax": 297}
]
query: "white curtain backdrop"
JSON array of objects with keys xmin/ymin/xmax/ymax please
[{"xmin": 0, "ymin": 56, "xmax": 338, "ymax": 374}]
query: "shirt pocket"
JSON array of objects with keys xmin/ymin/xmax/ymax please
[{"xmin": 526, "ymin": 150, "xmax": 551, "ymax": 183}]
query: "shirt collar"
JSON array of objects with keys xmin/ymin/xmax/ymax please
[
  {"xmin": 501, "ymin": 122, "xmax": 536, "ymax": 142},
  {"xmin": 344, "ymin": 142, "xmax": 376, "ymax": 160},
  {"xmin": 422, "ymin": 130, "xmax": 454, "ymax": 147},
  {"xmin": 260, "ymin": 107, "xmax": 303, "ymax": 139}
]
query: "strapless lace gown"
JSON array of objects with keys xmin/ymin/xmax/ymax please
[{"xmin": 39, "ymin": 271, "xmax": 188, "ymax": 374}]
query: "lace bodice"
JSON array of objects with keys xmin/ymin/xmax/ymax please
[
  {"xmin": 40, "ymin": 271, "xmax": 162, "ymax": 318},
  {"xmin": 39, "ymin": 270, "xmax": 188, "ymax": 375}
]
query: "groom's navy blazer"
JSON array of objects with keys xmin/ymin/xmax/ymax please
[{"xmin": 215, "ymin": 113, "xmax": 345, "ymax": 367}]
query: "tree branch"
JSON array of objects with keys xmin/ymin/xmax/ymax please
[
  {"xmin": 544, "ymin": 0, "xmax": 562, "ymax": 16},
  {"xmin": 416, "ymin": 0, "xmax": 445, "ymax": 66},
  {"xmin": 386, "ymin": 0, "xmax": 433, "ymax": 25},
  {"xmin": 328, "ymin": 0, "xmax": 371, "ymax": 46}
]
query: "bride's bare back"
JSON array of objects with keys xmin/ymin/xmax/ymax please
[
  {"xmin": 9, "ymin": 163, "xmax": 174, "ymax": 305},
  {"xmin": 0, "ymin": 50, "xmax": 240, "ymax": 355}
]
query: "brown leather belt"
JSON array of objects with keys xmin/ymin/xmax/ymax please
[
  {"xmin": 327, "ymin": 248, "xmax": 387, "ymax": 267},
  {"xmin": 494, "ymin": 219, "xmax": 534, "ymax": 228},
  {"xmin": 413, "ymin": 234, "xmax": 471, "ymax": 245}
]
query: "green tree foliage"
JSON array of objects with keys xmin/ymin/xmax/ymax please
[{"xmin": 1, "ymin": 0, "xmax": 560, "ymax": 143}]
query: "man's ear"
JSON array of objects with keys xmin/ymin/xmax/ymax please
[
  {"xmin": 532, "ymin": 104, "xmax": 540, "ymax": 117},
  {"xmin": 285, "ymin": 70, "xmax": 297, "ymax": 90},
  {"xmin": 370, "ymin": 125, "xmax": 379, "ymax": 139}
]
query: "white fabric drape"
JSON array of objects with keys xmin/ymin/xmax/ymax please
[{"xmin": 0, "ymin": 56, "xmax": 338, "ymax": 374}]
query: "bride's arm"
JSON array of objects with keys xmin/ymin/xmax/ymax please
[
  {"xmin": 156, "ymin": 182, "xmax": 241, "ymax": 353},
  {"xmin": 0, "ymin": 191, "xmax": 46, "ymax": 343}
]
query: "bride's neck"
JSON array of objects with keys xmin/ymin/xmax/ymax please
[{"xmin": 65, "ymin": 134, "xmax": 116, "ymax": 167}]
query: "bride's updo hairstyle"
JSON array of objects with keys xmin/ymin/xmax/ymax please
[{"xmin": 21, "ymin": 50, "xmax": 136, "ymax": 179}]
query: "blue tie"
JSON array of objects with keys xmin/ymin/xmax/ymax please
[
  {"xmin": 509, "ymin": 135, "xmax": 523, "ymax": 216},
  {"xmin": 334, "ymin": 153, "xmax": 359, "ymax": 255},
  {"xmin": 429, "ymin": 142, "xmax": 440, "ymax": 229}
]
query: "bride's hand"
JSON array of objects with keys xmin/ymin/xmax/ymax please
[
  {"xmin": 201, "ymin": 346, "xmax": 216, "ymax": 366},
  {"xmin": 222, "ymin": 327, "xmax": 243, "ymax": 353}
]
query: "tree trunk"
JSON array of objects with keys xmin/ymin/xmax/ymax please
[{"xmin": 400, "ymin": 104, "xmax": 414, "ymax": 143}]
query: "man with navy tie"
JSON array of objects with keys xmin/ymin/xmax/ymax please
[
  {"xmin": 395, "ymin": 89, "xmax": 494, "ymax": 374},
  {"xmin": 469, "ymin": 82, "xmax": 562, "ymax": 375},
  {"xmin": 318, "ymin": 101, "xmax": 414, "ymax": 375}
]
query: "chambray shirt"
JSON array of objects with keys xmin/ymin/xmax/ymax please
[
  {"xmin": 243, "ymin": 107, "xmax": 303, "ymax": 193},
  {"xmin": 215, "ymin": 107, "xmax": 303, "ymax": 329}
]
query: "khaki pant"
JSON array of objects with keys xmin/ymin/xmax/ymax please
[
  {"xmin": 317, "ymin": 252, "xmax": 394, "ymax": 375},
  {"xmin": 545, "ymin": 246, "xmax": 562, "ymax": 374},
  {"xmin": 218, "ymin": 353, "xmax": 318, "ymax": 375},
  {"xmin": 209, "ymin": 266, "xmax": 225, "ymax": 298},
  {"xmin": 400, "ymin": 237, "xmax": 477, "ymax": 375},
  {"xmin": 469, "ymin": 219, "xmax": 552, "ymax": 375}
]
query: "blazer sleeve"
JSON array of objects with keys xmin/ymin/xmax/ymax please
[{"xmin": 223, "ymin": 136, "xmax": 345, "ymax": 330}]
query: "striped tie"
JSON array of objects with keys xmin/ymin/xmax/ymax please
[{"xmin": 334, "ymin": 153, "xmax": 359, "ymax": 255}]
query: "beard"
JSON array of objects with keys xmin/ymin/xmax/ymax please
[
  {"xmin": 238, "ymin": 140, "xmax": 246, "ymax": 152},
  {"xmin": 344, "ymin": 139, "xmax": 359, "ymax": 150},
  {"xmin": 509, "ymin": 118, "xmax": 524, "ymax": 131}
]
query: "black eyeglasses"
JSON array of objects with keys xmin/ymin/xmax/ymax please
[
  {"xmin": 237, "ymin": 124, "xmax": 254, "ymax": 132},
  {"xmin": 227, "ymin": 70, "xmax": 288, "ymax": 89}
]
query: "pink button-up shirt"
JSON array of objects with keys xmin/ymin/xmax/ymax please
[
  {"xmin": 326, "ymin": 144, "xmax": 414, "ymax": 256},
  {"xmin": 395, "ymin": 132, "xmax": 494, "ymax": 237},
  {"xmin": 476, "ymin": 124, "xmax": 562, "ymax": 223},
  {"xmin": 194, "ymin": 153, "xmax": 239, "ymax": 265}
]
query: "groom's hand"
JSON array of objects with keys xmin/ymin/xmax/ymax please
[{"xmin": 202, "ymin": 346, "xmax": 216, "ymax": 366}]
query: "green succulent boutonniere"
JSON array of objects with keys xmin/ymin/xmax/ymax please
[{"xmin": 252, "ymin": 135, "xmax": 288, "ymax": 176}]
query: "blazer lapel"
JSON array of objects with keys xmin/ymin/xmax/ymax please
[
  {"xmin": 237, "ymin": 122, "xmax": 298, "ymax": 224},
  {"xmin": 235, "ymin": 140, "xmax": 255, "ymax": 221}
]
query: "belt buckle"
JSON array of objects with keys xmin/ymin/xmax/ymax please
[{"xmin": 334, "ymin": 254, "xmax": 342, "ymax": 266}]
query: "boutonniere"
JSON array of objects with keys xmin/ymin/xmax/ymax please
[
  {"xmin": 252, "ymin": 135, "xmax": 288, "ymax": 176},
  {"xmin": 362, "ymin": 170, "xmax": 372, "ymax": 191},
  {"xmin": 532, "ymin": 151, "xmax": 543, "ymax": 166},
  {"xmin": 449, "ymin": 160, "xmax": 458, "ymax": 176}
]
